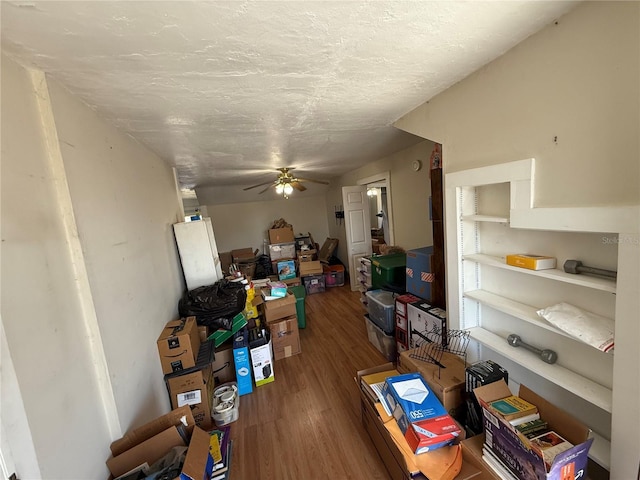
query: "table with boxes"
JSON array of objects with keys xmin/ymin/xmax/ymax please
[{"xmin": 359, "ymin": 349, "xmax": 595, "ymax": 480}]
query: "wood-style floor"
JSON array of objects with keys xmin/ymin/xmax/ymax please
[{"xmin": 229, "ymin": 283, "xmax": 392, "ymax": 479}]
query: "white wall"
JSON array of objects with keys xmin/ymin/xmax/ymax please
[
  {"xmin": 396, "ymin": 2, "xmax": 639, "ymax": 208},
  {"xmin": 1, "ymin": 55, "xmax": 185, "ymax": 478},
  {"xmin": 327, "ymin": 140, "xmax": 435, "ymax": 271},
  {"xmin": 204, "ymin": 194, "xmax": 330, "ymax": 255},
  {"xmin": 396, "ymin": 3, "xmax": 639, "ymax": 478}
]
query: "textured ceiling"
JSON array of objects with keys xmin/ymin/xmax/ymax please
[{"xmin": 1, "ymin": 1, "xmax": 578, "ymax": 204}]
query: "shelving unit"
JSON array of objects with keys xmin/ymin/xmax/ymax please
[
  {"xmin": 445, "ymin": 158, "xmax": 639, "ymax": 474},
  {"xmin": 357, "ymin": 256, "xmax": 372, "ymax": 306}
]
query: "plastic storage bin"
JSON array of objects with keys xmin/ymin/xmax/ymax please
[
  {"xmin": 269, "ymin": 242, "xmax": 296, "ymax": 261},
  {"xmin": 364, "ymin": 314, "xmax": 396, "ymax": 362},
  {"xmin": 323, "ymin": 264, "xmax": 345, "ymax": 287},
  {"xmin": 289, "ymin": 285, "xmax": 307, "ymax": 328},
  {"xmin": 371, "ymin": 253, "xmax": 406, "ymax": 291},
  {"xmin": 365, "ymin": 289, "xmax": 396, "ymax": 334},
  {"xmin": 303, "ymin": 274, "xmax": 325, "ymax": 295}
]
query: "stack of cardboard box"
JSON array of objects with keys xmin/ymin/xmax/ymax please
[
  {"xmin": 254, "ymin": 287, "xmax": 301, "ymax": 361},
  {"xmin": 157, "ymin": 317, "xmax": 217, "ymax": 430},
  {"xmin": 268, "ymin": 226, "xmax": 298, "ymax": 281}
]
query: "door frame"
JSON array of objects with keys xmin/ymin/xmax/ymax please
[{"xmin": 357, "ymin": 171, "xmax": 394, "ymax": 246}]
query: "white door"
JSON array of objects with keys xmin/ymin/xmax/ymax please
[
  {"xmin": 342, "ymin": 186, "xmax": 372, "ymax": 290},
  {"xmin": 173, "ymin": 217, "xmax": 223, "ymax": 290}
]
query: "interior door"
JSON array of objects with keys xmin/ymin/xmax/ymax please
[{"xmin": 342, "ymin": 186, "xmax": 372, "ymax": 290}]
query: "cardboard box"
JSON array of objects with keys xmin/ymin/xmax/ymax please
[
  {"xmin": 211, "ymin": 341, "xmax": 235, "ymax": 386},
  {"xmin": 281, "ymin": 276, "xmax": 301, "ymax": 287},
  {"xmin": 269, "ymin": 227, "xmax": 295, "ymax": 244},
  {"xmin": 474, "ymin": 380, "xmax": 593, "ymax": 480},
  {"xmin": 397, "ymin": 349, "xmax": 466, "ymax": 419},
  {"xmin": 506, "ymin": 254, "xmax": 557, "ymax": 271},
  {"xmin": 277, "ymin": 259, "xmax": 296, "ymax": 280},
  {"xmin": 180, "ymin": 426, "xmax": 215, "ymax": 480},
  {"xmin": 231, "ymin": 247, "xmax": 256, "ymax": 263},
  {"xmin": 381, "ymin": 372, "xmax": 462, "ymax": 454},
  {"xmin": 299, "ymin": 260, "xmax": 323, "ymax": 276},
  {"xmin": 165, "ymin": 340, "xmax": 216, "ymax": 430},
  {"xmin": 269, "ymin": 241, "xmax": 296, "ymax": 261},
  {"xmin": 197, "ymin": 325, "xmax": 209, "ymax": 344},
  {"xmin": 109, "ymin": 405, "xmax": 195, "ymax": 458},
  {"xmin": 106, "ymin": 425, "xmax": 187, "ymax": 478},
  {"xmin": 407, "ymin": 302, "xmax": 447, "ymax": 348},
  {"xmin": 258, "ymin": 291, "xmax": 297, "ymax": 323},
  {"xmin": 297, "ymin": 249, "xmax": 317, "ymax": 262},
  {"xmin": 318, "ymin": 238, "xmax": 339, "ymax": 263},
  {"xmin": 219, "ymin": 251, "xmax": 233, "ymax": 276},
  {"xmin": 157, "ymin": 316, "xmax": 201, "ymax": 375},
  {"xmin": 249, "ymin": 328, "xmax": 275, "ymax": 386},
  {"xmin": 269, "ymin": 315, "xmax": 301, "ymax": 360},
  {"xmin": 232, "ymin": 328, "xmax": 254, "ymax": 395},
  {"xmin": 405, "ymin": 246, "xmax": 434, "ymax": 300},
  {"xmin": 166, "ymin": 365, "xmax": 214, "ymax": 430}
]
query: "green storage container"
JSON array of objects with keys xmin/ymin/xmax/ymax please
[
  {"xmin": 371, "ymin": 253, "xmax": 406, "ymax": 291},
  {"xmin": 288, "ymin": 285, "xmax": 307, "ymax": 328}
]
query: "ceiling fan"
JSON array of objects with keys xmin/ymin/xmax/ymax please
[{"xmin": 243, "ymin": 168, "xmax": 329, "ymax": 198}]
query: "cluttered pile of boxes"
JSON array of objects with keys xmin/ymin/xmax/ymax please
[
  {"xmin": 358, "ymin": 349, "xmax": 595, "ymax": 480},
  {"xmin": 357, "ymin": 244, "xmax": 595, "ymax": 479},
  {"xmin": 232, "ymin": 219, "xmax": 343, "ymax": 295},
  {"xmin": 359, "ymin": 245, "xmax": 446, "ymax": 364},
  {"xmin": 104, "ymin": 252, "xmax": 318, "ymax": 479}
]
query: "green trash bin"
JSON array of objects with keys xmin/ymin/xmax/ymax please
[{"xmin": 288, "ymin": 285, "xmax": 307, "ymax": 329}]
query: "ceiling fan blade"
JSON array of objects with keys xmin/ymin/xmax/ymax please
[
  {"xmin": 258, "ymin": 184, "xmax": 274, "ymax": 194},
  {"xmin": 243, "ymin": 180, "xmax": 277, "ymax": 191},
  {"xmin": 291, "ymin": 181, "xmax": 307, "ymax": 192},
  {"xmin": 295, "ymin": 177, "xmax": 329, "ymax": 185}
]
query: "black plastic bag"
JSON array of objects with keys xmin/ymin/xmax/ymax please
[{"xmin": 178, "ymin": 279, "xmax": 247, "ymax": 331}]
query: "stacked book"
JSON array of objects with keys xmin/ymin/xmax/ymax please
[
  {"xmin": 209, "ymin": 425, "xmax": 233, "ymax": 480},
  {"xmin": 482, "ymin": 394, "xmax": 575, "ymax": 478},
  {"xmin": 487, "ymin": 395, "xmax": 540, "ymax": 426}
]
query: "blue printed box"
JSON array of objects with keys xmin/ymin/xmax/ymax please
[
  {"xmin": 232, "ymin": 328, "xmax": 253, "ymax": 396},
  {"xmin": 381, "ymin": 372, "xmax": 461, "ymax": 454},
  {"xmin": 405, "ymin": 246, "xmax": 434, "ymax": 301}
]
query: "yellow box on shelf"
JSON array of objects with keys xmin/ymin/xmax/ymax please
[{"xmin": 506, "ymin": 254, "xmax": 556, "ymax": 270}]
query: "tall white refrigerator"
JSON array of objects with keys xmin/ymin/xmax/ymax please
[{"xmin": 173, "ymin": 217, "xmax": 224, "ymax": 291}]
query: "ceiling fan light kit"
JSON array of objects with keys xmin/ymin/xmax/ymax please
[{"xmin": 243, "ymin": 167, "xmax": 329, "ymax": 199}]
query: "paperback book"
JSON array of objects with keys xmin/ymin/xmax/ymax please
[
  {"xmin": 529, "ymin": 431, "xmax": 574, "ymax": 469},
  {"xmin": 514, "ymin": 419, "xmax": 549, "ymax": 439},
  {"xmin": 488, "ymin": 395, "xmax": 538, "ymax": 422}
]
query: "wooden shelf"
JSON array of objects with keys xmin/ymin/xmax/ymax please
[
  {"xmin": 467, "ymin": 327, "xmax": 613, "ymax": 413},
  {"xmin": 461, "ymin": 214, "xmax": 509, "ymax": 223},
  {"xmin": 464, "ymin": 254, "xmax": 616, "ymax": 293}
]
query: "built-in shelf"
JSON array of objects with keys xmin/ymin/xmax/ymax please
[
  {"xmin": 467, "ymin": 327, "xmax": 613, "ymax": 413},
  {"xmin": 461, "ymin": 214, "xmax": 509, "ymax": 223},
  {"xmin": 463, "ymin": 254, "xmax": 616, "ymax": 293},
  {"xmin": 589, "ymin": 431, "xmax": 611, "ymax": 470},
  {"xmin": 463, "ymin": 289, "xmax": 580, "ymax": 340}
]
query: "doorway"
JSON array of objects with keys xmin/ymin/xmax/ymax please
[{"xmin": 357, "ymin": 171, "xmax": 394, "ymax": 248}]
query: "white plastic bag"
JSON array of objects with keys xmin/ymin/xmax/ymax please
[{"xmin": 536, "ymin": 302, "xmax": 614, "ymax": 353}]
